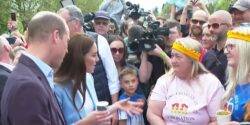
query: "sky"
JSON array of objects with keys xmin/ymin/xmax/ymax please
[{"xmin": 125, "ymin": 0, "xmax": 165, "ymax": 11}]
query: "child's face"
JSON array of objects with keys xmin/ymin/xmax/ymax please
[{"xmin": 121, "ymin": 74, "xmax": 138, "ymax": 96}]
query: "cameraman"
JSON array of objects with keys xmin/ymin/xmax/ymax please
[{"xmin": 139, "ymin": 43, "xmax": 171, "ymax": 98}]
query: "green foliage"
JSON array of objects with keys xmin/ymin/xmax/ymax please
[
  {"xmin": 207, "ymin": 0, "xmax": 235, "ymax": 13},
  {"xmin": 0, "ymin": 0, "xmax": 103, "ymax": 35},
  {"xmin": 160, "ymin": 3, "xmax": 171, "ymax": 18},
  {"xmin": 76, "ymin": 0, "xmax": 103, "ymax": 14},
  {"xmin": 160, "ymin": 0, "xmax": 235, "ymax": 19},
  {"xmin": 0, "ymin": 0, "xmax": 11, "ymax": 34}
]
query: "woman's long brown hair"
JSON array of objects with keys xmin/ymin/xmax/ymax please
[{"xmin": 54, "ymin": 33, "xmax": 94, "ymax": 110}]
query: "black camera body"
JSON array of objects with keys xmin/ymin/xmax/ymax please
[
  {"xmin": 129, "ymin": 21, "xmax": 169, "ymax": 52},
  {"xmin": 83, "ymin": 12, "xmax": 95, "ymax": 32},
  {"xmin": 126, "ymin": 2, "xmax": 149, "ymax": 20}
]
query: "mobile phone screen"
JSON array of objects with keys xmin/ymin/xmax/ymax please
[
  {"xmin": 11, "ymin": 13, "xmax": 16, "ymax": 21},
  {"xmin": 6, "ymin": 37, "xmax": 16, "ymax": 44}
]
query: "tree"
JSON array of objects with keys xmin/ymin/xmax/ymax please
[
  {"xmin": 76, "ymin": 0, "xmax": 103, "ymax": 14},
  {"xmin": 0, "ymin": 0, "xmax": 103, "ymax": 35},
  {"xmin": 207, "ymin": 0, "xmax": 235, "ymax": 13}
]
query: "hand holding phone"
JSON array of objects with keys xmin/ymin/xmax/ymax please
[
  {"xmin": 11, "ymin": 13, "xmax": 17, "ymax": 21},
  {"xmin": 6, "ymin": 37, "xmax": 17, "ymax": 45}
]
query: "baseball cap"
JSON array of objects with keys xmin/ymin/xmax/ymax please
[
  {"xmin": 232, "ymin": 0, "xmax": 250, "ymax": 11},
  {"xmin": 94, "ymin": 11, "xmax": 110, "ymax": 20}
]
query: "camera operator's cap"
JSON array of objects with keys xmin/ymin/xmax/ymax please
[
  {"xmin": 232, "ymin": 0, "xmax": 250, "ymax": 11},
  {"xmin": 94, "ymin": 11, "xmax": 110, "ymax": 20}
]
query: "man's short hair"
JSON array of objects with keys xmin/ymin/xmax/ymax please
[
  {"xmin": 163, "ymin": 20, "xmax": 181, "ymax": 32},
  {"xmin": 27, "ymin": 11, "xmax": 67, "ymax": 42},
  {"xmin": 119, "ymin": 67, "xmax": 137, "ymax": 81},
  {"xmin": 63, "ymin": 5, "xmax": 84, "ymax": 26}
]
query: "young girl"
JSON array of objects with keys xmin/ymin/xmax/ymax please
[{"xmin": 118, "ymin": 67, "xmax": 145, "ymax": 125}]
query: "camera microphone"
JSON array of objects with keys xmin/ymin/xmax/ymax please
[
  {"xmin": 126, "ymin": 1, "xmax": 132, "ymax": 6},
  {"xmin": 128, "ymin": 25, "xmax": 144, "ymax": 42}
]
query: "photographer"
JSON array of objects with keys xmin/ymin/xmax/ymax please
[
  {"xmin": 6, "ymin": 13, "xmax": 26, "ymax": 48},
  {"xmin": 139, "ymin": 43, "xmax": 171, "ymax": 98}
]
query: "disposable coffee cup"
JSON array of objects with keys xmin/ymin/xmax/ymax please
[
  {"xmin": 216, "ymin": 110, "xmax": 231, "ymax": 125},
  {"xmin": 96, "ymin": 101, "xmax": 109, "ymax": 111}
]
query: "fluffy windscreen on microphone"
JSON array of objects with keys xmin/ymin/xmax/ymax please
[{"xmin": 128, "ymin": 25, "xmax": 144, "ymax": 42}]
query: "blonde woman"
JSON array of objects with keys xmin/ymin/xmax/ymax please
[
  {"xmin": 147, "ymin": 37, "xmax": 225, "ymax": 125},
  {"xmin": 222, "ymin": 25, "xmax": 250, "ymax": 122}
]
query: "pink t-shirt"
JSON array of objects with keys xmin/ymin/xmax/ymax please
[{"xmin": 150, "ymin": 73, "xmax": 225, "ymax": 125}]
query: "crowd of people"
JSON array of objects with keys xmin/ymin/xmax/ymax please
[{"xmin": 0, "ymin": 0, "xmax": 250, "ymax": 125}]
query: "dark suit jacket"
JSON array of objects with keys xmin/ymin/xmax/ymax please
[
  {"xmin": 0, "ymin": 64, "xmax": 11, "ymax": 100},
  {"xmin": 1, "ymin": 55, "xmax": 65, "ymax": 125},
  {"xmin": 0, "ymin": 64, "xmax": 11, "ymax": 125}
]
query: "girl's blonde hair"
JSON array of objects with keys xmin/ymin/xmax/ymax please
[{"xmin": 222, "ymin": 26, "xmax": 250, "ymax": 102}]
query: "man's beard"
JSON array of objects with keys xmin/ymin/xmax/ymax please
[
  {"xmin": 191, "ymin": 26, "xmax": 202, "ymax": 37},
  {"xmin": 211, "ymin": 31, "xmax": 227, "ymax": 42}
]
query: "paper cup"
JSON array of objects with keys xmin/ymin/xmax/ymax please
[
  {"xmin": 96, "ymin": 101, "xmax": 109, "ymax": 111},
  {"xmin": 216, "ymin": 110, "xmax": 231, "ymax": 125}
]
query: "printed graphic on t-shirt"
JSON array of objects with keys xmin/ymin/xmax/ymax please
[{"xmin": 163, "ymin": 91, "xmax": 208, "ymax": 123}]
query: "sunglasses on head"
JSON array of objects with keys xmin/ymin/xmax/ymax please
[
  {"xmin": 208, "ymin": 23, "xmax": 228, "ymax": 29},
  {"xmin": 111, "ymin": 48, "xmax": 124, "ymax": 54},
  {"xmin": 191, "ymin": 19, "xmax": 206, "ymax": 25}
]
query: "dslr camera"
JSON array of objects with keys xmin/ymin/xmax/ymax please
[
  {"xmin": 83, "ymin": 12, "xmax": 95, "ymax": 32},
  {"xmin": 129, "ymin": 21, "xmax": 169, "ymax": 52},
  {"xmin": 126, "ymin": 2, "xmax": 150, "ymax": 20}
]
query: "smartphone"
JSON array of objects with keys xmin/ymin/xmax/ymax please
[
  {"xmin": 6, "ymin": 37, "xmax": 16, "ymax": 44},
  {"xmin": 11, "ymin": 13, "xmax": 16, "ymax": 21}
]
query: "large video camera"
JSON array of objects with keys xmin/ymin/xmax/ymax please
[
  {"xmin": 129, "ymin": 21, "xmax": 169, "ymax": 52},
  {"xmin": 126, "ymin": 1, "xmax": 150, "ymax": 20},
  {"xmin": 83, "ymin": 12, "xmax": 95, "ymax": 32}
]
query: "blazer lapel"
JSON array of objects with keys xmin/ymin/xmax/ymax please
[
  {"xmin": 0, "ymin": 65, "xmax": 12, "ymax": 73},
  {"xmin": 18, "ymin": 55, "xmax": 66, "ymax": 124}
]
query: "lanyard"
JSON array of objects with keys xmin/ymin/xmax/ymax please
[{"xmin": 64, "ymin": 82, "xmax": 96, "ymax": 119}]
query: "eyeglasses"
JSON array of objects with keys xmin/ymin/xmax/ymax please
[
  {"xmin": 191, "ymin": 19, "xmax": 206, "ymax": 25},
  {"xmin": 208, "ymin": 23, "xmax": 228, "ymax": 29},
  {"xmin": 95, "ymin": 21, "xmax": 109, "ymax": 26},
  {"xmin": 111, "ymin": 48, "xmax": 124, "ymax": 54},
  {"xmin": 225, "ymin": 44, "xmax": 236, "ymax": 51}
]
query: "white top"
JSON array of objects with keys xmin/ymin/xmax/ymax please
[
  {"xmin": 0, "ymin": 62, "xmax": 14, "ymax": 71},
  {"xmin": 150, "ymin": 73, "xmax": 225, "ymax": 125},
  {"xmin": 97, "ymin": 35, "xmax": 120, "ymax": 95}
]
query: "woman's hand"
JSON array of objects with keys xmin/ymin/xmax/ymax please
[
  {"xmin": 76, "ymin": 110, "xmax": 112, "ymax": 125},
  {"xmin": 111, "ymin": 98, "xmax": 144, "ymax": 116}
]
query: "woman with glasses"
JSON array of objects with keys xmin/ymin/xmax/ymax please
[
  {"xmin": 222, "ymin": 25, "xmax": 250, "ymax": 122},
  {"xmin": 201, "ymin": 23, "xmax": 216, "ymax": 51},
  {"xmin": 108, "ymin": 35, "xmax": 136, "ymax": 73},
  {"xmin": 147, "ymin": 37, "xmax": 225, "ymax": 125}
]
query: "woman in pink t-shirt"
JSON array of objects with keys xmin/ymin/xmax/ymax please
[{"xmin": 147, "ymin": 37, "xmax": 225, "ymax": 125}]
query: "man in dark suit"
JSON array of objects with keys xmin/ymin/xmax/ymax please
[
  {"xmin": 1, "ymin": 11, "xmax": 70, "ymax": 125},
  {"xmin": 0, "ymin": 36, "xmax": 13, "ymax": 125}
]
